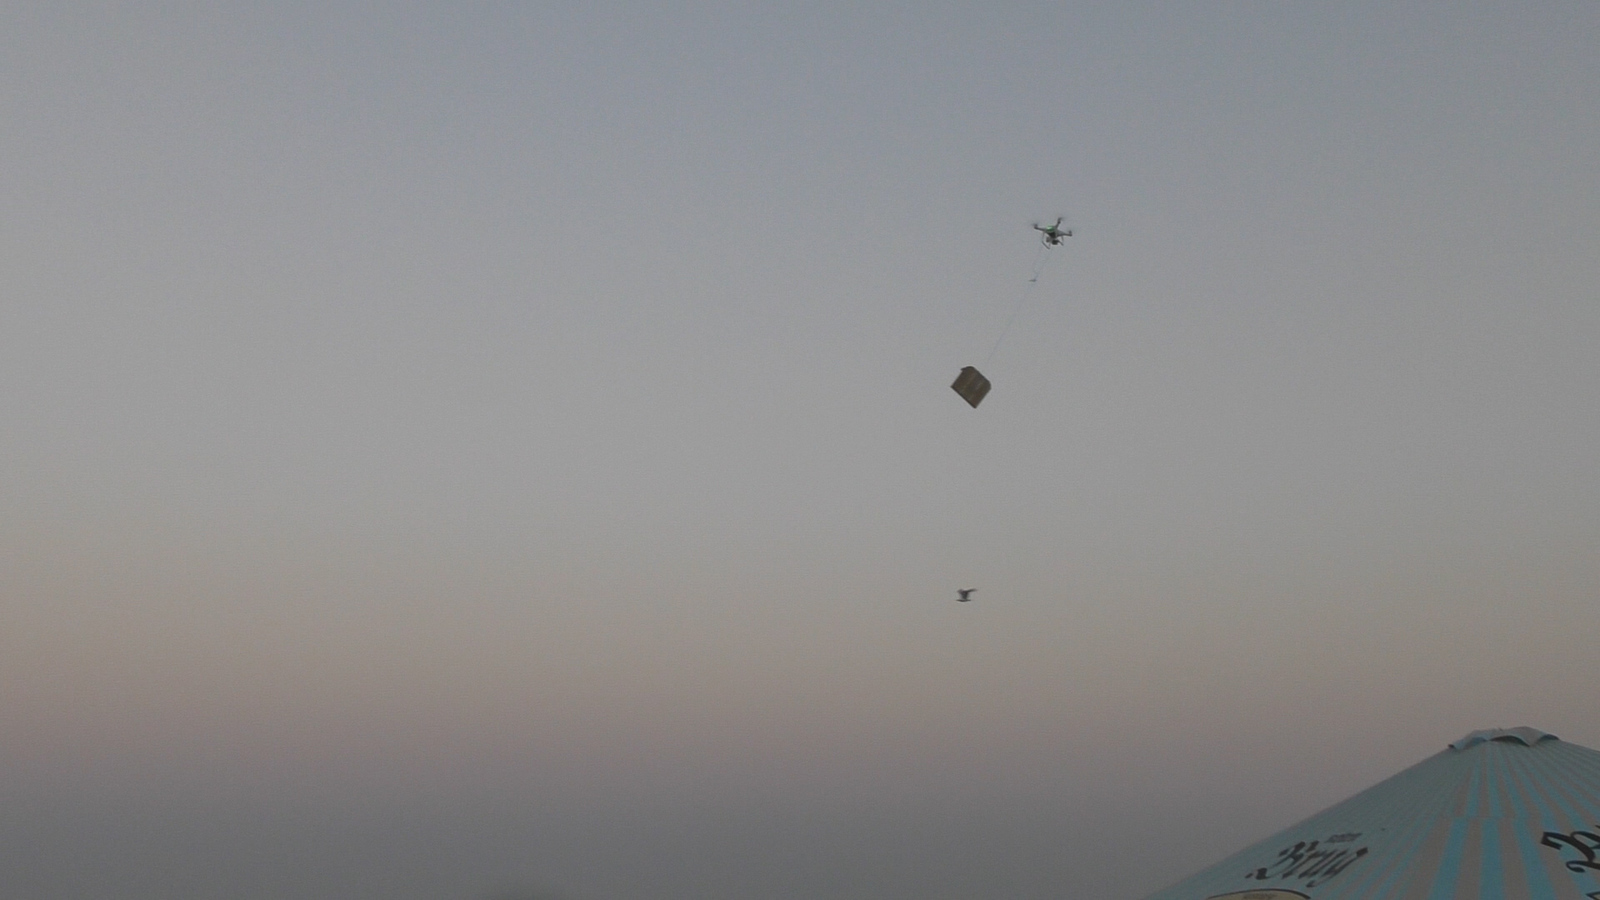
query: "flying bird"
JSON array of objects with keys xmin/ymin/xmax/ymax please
[{"xmin": 956, "ymin": 589, "xmax": 976, "ymax": 602}]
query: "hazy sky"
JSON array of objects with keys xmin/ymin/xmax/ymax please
[{"xmin": 3, "ymin": 4, "xmax": 1598, "ymax": 899}]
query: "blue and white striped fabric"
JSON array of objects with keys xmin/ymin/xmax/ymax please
[{"xmin": 1140, "ymin": 728, "xmax": 1600, "ymax": 900}]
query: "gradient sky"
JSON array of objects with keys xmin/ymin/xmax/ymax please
[{"xmin": 3, "ymin": 4, "xmax": 1598, "ymax": 899}]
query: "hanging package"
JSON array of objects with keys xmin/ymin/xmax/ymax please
[{"xmin": 951, "ymin": 366, "xmax": 991, "ymax": 408}]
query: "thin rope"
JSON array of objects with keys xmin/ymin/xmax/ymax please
[{"xmin": 985, "ymin": 242, "xmax": 1050, "ymax": 366}]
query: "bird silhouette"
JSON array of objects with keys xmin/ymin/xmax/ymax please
[{"xmin": 956, "ymin": 589, "xmax": 976, "ymax": 602}]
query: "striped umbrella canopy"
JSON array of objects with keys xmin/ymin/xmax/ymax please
[{"xmin": 1140, "ymin": 727, "xmax": 1600, "ymax": 900}]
